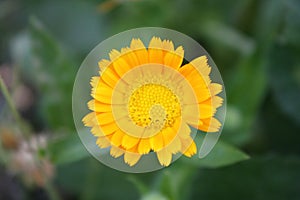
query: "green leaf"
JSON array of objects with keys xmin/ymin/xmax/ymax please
[
  {"xmin": 11, "ymin": 17, "xmax": 77, "ymax": 130},
  {"xmin": 284, "ymin": 0, "xmax": 300, "ymax": 47},
  {"xmin": 48, "ymin": 133, "xmax": 89, "ymax": 166},
  {"xmin": 190, "ymin": 155, "xmax": 300, "ymax": 200},
  {"xmin": 155, "ymin": 165, "xmax": 197, "ymax": 200},
  {"xmin": 200, "ymin": 20, "xmax": 255, "ymax": 56},
  {"xmin": 141, "ymin": 192, "xmax": 168, "ymax": 200},
  {"xmin": 223, "ymin": 47, "xmax": 268, "ymax": 145},
  {"xmin": 24, "ymin": 0, "xmax": 107, "ymax": 54},
  {"xmin": 181, "ymin": 134, "xmax": 249, "ymax": 168},
  {"xmin": 127, "ymin": 175, "xmax": 149, "ymax": 195},
  {"xmin": 268, "ymin": 43, "xmax": 300, "ymax": 123}
]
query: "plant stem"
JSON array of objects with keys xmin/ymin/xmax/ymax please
[
  {"xmin": 44, "ymin": 181, "xmax": 61, "ymax": 200},
  {"xmin": 0, "ymin": 74, "xmax": 30, "ymax": 137}
]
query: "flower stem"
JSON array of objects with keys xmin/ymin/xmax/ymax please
[
  {"xmin": 0, "ymin": 74, "xmax": 30, "ymax": 137},
  {"xmin": 44, "ymin": 181, "xmax": 61, "ymax": 200}
]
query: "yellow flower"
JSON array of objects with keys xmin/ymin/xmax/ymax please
[{"xmin": 82, "ymin": 37, "xmax": 223, "ymax": 167}]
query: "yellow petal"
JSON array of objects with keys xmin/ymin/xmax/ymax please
[
  {"xmin": 100, "ymin": 67, "xmax": 119, "ymax": 88},
  {"xmin": 190, "ymin": 56, "xmax": 211, "ymax": 77},
  {"xmin": 92, "ymin": 83, "xmax": 114, "ymax": 103},
  {"xmin": 183, "ymin": 140, "xmax": 197, "ymax": 157},
  {"xmin": 180, "ymin": 137, "xmax": 197, "ymax": 157},
  {"xmin": 157, "ymin": 148, "xmax": 172, "ymax": 166},
  {"xmin": 148, "ymin": 37, "xmax": 163, "ymax": 64},
  {"xmin": 110, "ymin": 129, "xmax": 124, "ymax": 147},
  {"xmin": 179, "ymin": 63, "xmax": 211, "ymax": 103},
  {"xmin": 88, "ymin": 100, "xmax": 112, "ymax": 113},
  {"xmin": 187, "ymin": 71, "xmax": 211, "ymax": 89},
  {"xmin": 162, "ymin": 127, "xmax": 181, "ymax": 154},
  {"xmin": 138, "ymin": 138, "xmax": 151, "ymax": 154},
  {"xmin": 178, "ymin": 61, "xmax": 211, "ymax": 87},
  {"xmin": 96, "ymin": 112, "xmax": 115, "ymax": 125},
  {"xmin": 177, "ymin": 121, "xmax": 191, "ymax": 139},
  {"xmin": 100, "ymin": 122, "xmax": 119, "ymax": 135},
  {"xmin": 150, "ymin": 132, "xmax": 164, "ymax": 151},
  {"xmin": 199, "ymin": 104, "xmax": 216, "ymax": 119},
  {"xmin": 91, "ymin": 125, "xmax": 106, "ymax": 137},
  {"xmin": 199, "ymin": 117, "xmax": 221, "ymax": 132},
  {"xmin": 124, "ymin": 151, "xmax": 141, "ymax": 166},
  {"xmin": 96, "ymin": 135, "xmax": 111, "ymax": 148},
  {"xmin": 92, "ymin": 82, "xmax": 112, "ymax": 96},
  {"xmin": 193, "ymin": 87, "xmax": 211, "ymax": 103},
  {"xmin": 110, "ymin": 49, "xmax": 132, "ymax": 77},
  {"xmin": 164, "ymin": 46, "xmax": 184, "ymax": 69},
  {"xmin": 202, "ymin": 96, "xmax": 224, "ymax": 108},
  {"xmin": 122, "ymin": 134, "xmax": 140, "ymax": 150},
  {"xmin": 165, "ymin": 136, "xmax": 181, "ymax": 154},
  {"xmin": 91, "ymin": 93, "xmax": 111, "ymax": 104},
  {"xmin": 161, "ymin": 127, "xmax": 176, "ymax": 146},
  {"xmin": 121, "ymin": 47, "xmax": 139, "ymax": 68},
  {"xmin": 130, "ymin": 38, "xmax": 148, "ymax": 65},
  {"xmin": 115, "ymin": 117, "xmax": 144, "ymax": 138},
  {"xmin": 110, "ymin": 145, "xmax": 124, "ymax": 158},
  {"xmin": 182, "ymin": 104, "xmax": 201, "ymax": 127},
  {"xmin": 91, "ymin": 125, "xmax": 116, "ymax": 137},
  {"xmin": 90, "ymin": 76, "xmax": 100, "ymax": 88},
  {"xmin": 209, "ymin": 83, "xmax": 222, "ymax": 96},
  {"xmin": 82, "ymin": 112, "xmax": 97, "ymax": 127},
  {"xmin": 98, "ymin": 59, "xmax": 110, "ymax": 71},
  {"xmin": 162, "ymin": 39, "xmax": 174, "ymax": 52}
]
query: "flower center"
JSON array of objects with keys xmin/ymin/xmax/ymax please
[{"xmin": 128, "ymin": 84, "xmax": 181, "ymax": 129}]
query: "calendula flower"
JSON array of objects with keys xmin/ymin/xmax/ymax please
[{"xmin": 82, "ymin": 37, "xmax": 223, "ymax": 167}]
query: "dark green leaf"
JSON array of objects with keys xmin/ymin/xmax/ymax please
[{"xmin": 181, "ymin": 134, "xmax": 249, "ymax": 168}]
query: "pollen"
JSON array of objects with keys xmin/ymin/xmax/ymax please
[{"xmin": 128, "ymin": 84, "xmax": 181, "ymax": 129}]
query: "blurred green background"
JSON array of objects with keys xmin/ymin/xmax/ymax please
[{"xmin": 1, "ymin": 0, "xmax": 300, "ymax": 199}]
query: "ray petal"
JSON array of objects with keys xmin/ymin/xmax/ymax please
[
  {"xmin": 182, "ymin": 140, "xmax": 197, "ymax": 157},
  {"xmin": 96, "ymin": 135, "xmax": 112, "ymax": 148},
  {"xmin": 164, "ymin": 46, "xmax": 184, "ymax": 69},
  {"xmin": 98, "ymin": 59, "xmax": 110, "ymax": 71},
  {"xmin": 124, "ymin": 151, "xmax": 141, "ymax": 166},
  {"xmin": 130, "ymin": 38, "xmax": 148, "ymax": 65},
  {"xmin": 150, "ymin": 131, "xmax": 164, "ymax": 151},
  {"xmin": 138, "ymin": 138, "xmax": 151, "ymax": 154},
  {"xmin": 110, "ymin": 145, "xmax": 124, "ymax": 158},
  {"xmin": 157, "ymin": 148, "xmax": 172, "ymax": 166},
  {"xmin": 122, "ymin": 134, "xmax": 140, "ymax": 150},
  {"xmin": 110, "ymin": 129, "xmax": 124, "ymax": 147},
  {"xmin": 148, "ymin": 37, "xmax": 163, "ymax": 64},
  {"xmin": 82, "ymin": 112, "xmax": 97, "ymax": 127},
  {"xmin": 199, "ymin": 117, "xmax": 221, "ymax": 132}
]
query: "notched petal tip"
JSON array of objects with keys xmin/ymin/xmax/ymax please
[
  {"xmin": 157, "ymin": 148, "xmax": 172, "ymax": 166},
  {"xmin": 149, "ymin": 36, "xmax": 163, "ymax": 49},
  {"xmin": 130, "ymin": 38, "xmax": 146, "ymax": 50},
  {"xmin": 162, "ymin": 39, "xmax": 174, "ymax": 51},
  {"xmin": 82, "ymin": 112, "xmax": 96, "ymax": 127},
  {"xmin": 110, "ymin": 146, "xmax": 124, "ymax": 158},
  {"xmin": 98, "ymin": 59, "xmax": 110, "ymax": 71},
  {"xmin": 90, "ymin": 76, "xmax": 100, "ymax": 88},
  {"xmin": 209, "ymin": 83, "xmax": 223, "ymax": 96},
  {"xmin": 109, "ymin": 49, "xmax": 121, "ymax": 61},
  {"xmin": 183, "ymin": 141, "xmax": 197, "ymax": 157},
  {"xmin": 124, "ymin": 152, "xmax": 141, "ymax": 166}
]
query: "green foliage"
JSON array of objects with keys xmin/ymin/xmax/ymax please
[
  {"xmin": 181, "ymin": 134, "xmax": 249, "ymax": 168},
  {"xmin": 1, "ymin": 0, "xmax": 300, "ymax": 199},
  {"xmin": 11, "ymin": 17, "xmax": 77, "ymax": 131},
  {"xmin": 47, "ymin": 133, "xmax": 89, "ymax": 166},
  {"xmin": 190, "ymin": 155, "xmax": 300, "ymax": 200}
]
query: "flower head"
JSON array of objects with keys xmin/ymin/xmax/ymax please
[{"xmin": 82, "ymin": 37, "xmax": 223, "ymax": 166}]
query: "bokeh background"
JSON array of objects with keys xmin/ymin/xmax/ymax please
[{"xmin": 1, "ymin": 0, "xmax": 300, "ymax": 199}]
